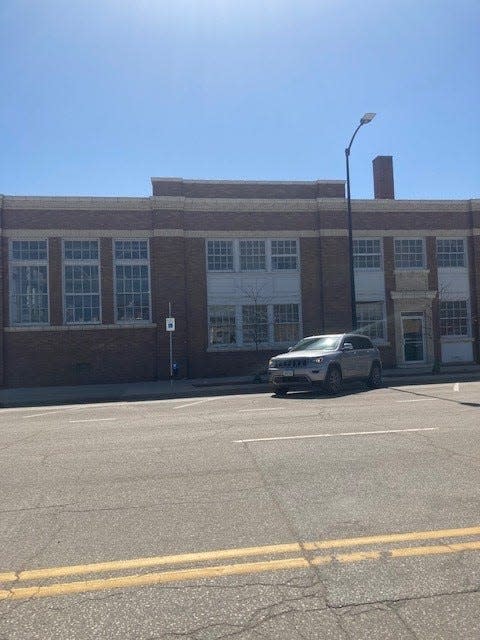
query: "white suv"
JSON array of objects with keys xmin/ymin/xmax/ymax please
[{"xmin": 268, "ymin": 333, "xmax": 382, "ymax": 396}]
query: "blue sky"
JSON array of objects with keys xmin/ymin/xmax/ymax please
[{"xmin": 1, "ymin": 0, "xmax": 478, "ymax": 198}]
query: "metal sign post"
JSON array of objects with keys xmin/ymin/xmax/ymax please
[{"xmin": 166, "ymin": 302, "xmax": 175, "ymax": 389}]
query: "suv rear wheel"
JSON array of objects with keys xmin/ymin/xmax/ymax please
[
  {"xmin": 273, "ymin": 386, "xmax": 288, "ymax": 397},
  {"xmin": 324, "ymin": 365, "xmax": 343, "ymax": 394},
  {"xmin": 366, "ymin": 362, "xmax": 382, "ymax": 389}
]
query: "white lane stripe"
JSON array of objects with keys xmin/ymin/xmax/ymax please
[
  {"xmin": 239, "ymin": 408, "xmax": 280, "ymax": 413},
  {"xmin": 453, "ymin": 383, "xmax": 460, "ymax": 392},
  {"xmin": 234, "ymin": 427, "xmax": 439, "ymax": 444},
  {"xmin": 173, "ymin": 397, "xmax": 226, "ymax": 409},
  {"xmin": 68, "ymin": 418, "xmax": 118, "ymax": 424},
  {"xmin": 24, "ymin": 411, "xmax": 68, "ymax": 418},
  {"xmin": 396, "ymin": 399, "xmax": 434, "ymax": 403}
]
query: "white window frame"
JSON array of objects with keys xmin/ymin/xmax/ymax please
[
  {"xmin": 207, "ymin": 302, "xmax": 301, "ymax": 349},
  {"xmin": 113, "ymin": 239, "xmax": 152, "ymax": 324},
  {"xmin": 208, "ymin": 305, "xmax": 237, "ymax": 346},
  {"xmin": 353, "ymin": 238, "xmax": 383, "ymax": 271},
  {"xmin": 62, "ymin": 240, "xmax": 101, "ymax": 325},
  {"xmin": 439, "ymin": 300, "xmax": 470, "ymax": 337},
  {"xmin": 437, "ymin": 238, "xmax": 467, "ymax": 269},
  {"xmin": 270, "ymin": 240, "xmax": 298, "ymax": 271},
  {"xmin": 239, "ymin": 240, "xmax": 266, "ymax": 272},
  {"xmin": 206, "ymin": 238, "xmax": 300, "ymax": 273},
  {"xmin": 241, "ymin": 304, "xmax": 269, "ymax": 345},
  {"xmin": 273, "ymin": 303, "xmax": 301, "ymax": 344},
  {"xmin": 394, "ymin": 238, "xmax": 426, "ymax": 269},
  {"xmin": 356, "ymin": 301, "xmax": 386, "ymax": 342},
  {"xmin": 206, "ymin": 240, "xmax": 234, "ymax": 272},
  {"xmin": 9, "ymin": 239, "xmax": 50, "ymax": 326}
]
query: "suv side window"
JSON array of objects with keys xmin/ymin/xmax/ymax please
[
  {"xmin": 348, "ymin": 336, "xmax": 363, "ymax": 350},
  {"xmin": 357, "ymin": 336, "xmax": 374, "ymax": 350}
]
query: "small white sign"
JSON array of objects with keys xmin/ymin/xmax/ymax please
[{"xmin": 166, "ymin": 317, "xmax": 175, "ymax": 332}]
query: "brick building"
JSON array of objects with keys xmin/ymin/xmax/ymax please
[{"xmin": 1, "ymin": 156, "xmax": 479, "ymax": 388}]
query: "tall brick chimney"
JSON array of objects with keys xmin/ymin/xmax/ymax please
[{"xmin": 372, "ymin": 155, "xmax": 395, "ymax": 199}]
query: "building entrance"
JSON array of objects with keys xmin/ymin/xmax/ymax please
[{"xmin": 402, "ymin": 314, "xmax": 425, "ymax": 363}]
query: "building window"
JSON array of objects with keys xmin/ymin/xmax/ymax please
[
  {"xmin": 353, "ymin": 239, "xmax": 382, "ymax": 269},
  {"xmin": 356, "ymin": 302, "xmax": 385, "ymax": 340},
  {"xmin": 10, "ymin": 240, "xmax": 49, "ymax": 325},
  {"xmin": 239, "ymin": 240, "xmax": 266, "ymax": 271},
  {"xmin": 394, "ymin": 239, "xmax": 425, "ymax": 269},
  {"xmin": 271, "ymin": 240, "xmax": 298, "ymax": 270},
  {"xmin": 208, "ymin": 305, "xmax": 236, "ymax": 345},
  {"xmin": 207, "ymin": 241, "xmax": 234, "ymax": 271},
  {"xmin": 114, "ymin": 240, "xmax": 151, "ymax": 322},
  {"xmin": 437, "ymin": 239, "xmax": 466, "ymax": 268},
  {"xmin": 273, "ymin": 304, "xmax": 300, "ymax": 343},
  {"xmin": 440, "ymin": 301, "xmax": 469, "ymax": 336},
  {"xmin": 63, "ymin": 241, "xmax": 100, "ymax": 324},
  {"xmin": 242, "ymin": 305, "xmax": 268, "ymax": 344}
]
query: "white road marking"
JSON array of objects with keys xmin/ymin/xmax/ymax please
[
  {"xmin": 234, "ymin": 427, "xmax": 439, "ymax": 444},
  {"xmin": 239, "ymin": 408, "xmax": 280, "ymax": 413},
  {"xmin": 396, "ymin": 398, "xmax": 435, "ymax": 403},
  {"xmin": 173, "ymin": 397, "xmax": 226, "ymax": 410},
  {"xmin": 453, "ymin": 383, "xmax": 460, "ymax": 392},
  {"xmin": 24, "ymin": 411, "xmax": 69, "ymax": 418},
  {"xmin": 68, "ymin": 418, "xmax": 118, "ymax": 424}
]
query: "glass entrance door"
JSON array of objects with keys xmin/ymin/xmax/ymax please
[{"xmin": 402, "ymin": 315, "xmax": 425, "ymax": 363}]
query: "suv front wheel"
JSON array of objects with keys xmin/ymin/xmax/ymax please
[
  {"xmin": 366, "ymin": 362, "xmax": 382, "ymax": 389},
  {"xmin": 324, "ymin": 365, "xmax": 343, "ymax": 394}
]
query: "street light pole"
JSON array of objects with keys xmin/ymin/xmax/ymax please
[{"xmin": 345, "ymin": 112, "xmax": 376, "ymax": 331}]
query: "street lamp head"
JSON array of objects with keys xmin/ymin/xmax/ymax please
[{"xmin": 360, "ymin": 112, "xmax": 376, "ymax": 125}]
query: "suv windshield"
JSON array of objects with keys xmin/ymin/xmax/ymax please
[{"xmin": 289, "ymin": 336, "xmax": 341, "ymax": 352}]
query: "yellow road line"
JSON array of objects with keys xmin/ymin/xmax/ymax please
[
  {"xmin": 0, "ymin": 557, "xmax": 310, "ymax": 601},
  {"xmin": 1, "ymin": 540, "xmax": 480, "ymax": 601},
  {"xmin": 1, "ymin": 525, "xmax": 479, "ymax": 584},
  {"xmin": 390, "ymin": 540, "xmax": 480, "ymax": 558}
]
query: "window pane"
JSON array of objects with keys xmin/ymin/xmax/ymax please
[
  {"xmin": 64, "ymin": 240, "xmax": 98, "ymax": 260},
  {"xmin": 353, "ymin": 239, "xmax": 381, "ymax": 269},
  {"xmin": 207, "ymin": 240, "xmax": 234, "ymax": 271},
  {"xmin": 271, "ymin": 240, "xmax": 298, "ymax": 270},
  {"xmin": 394, "ymin": 239, "xmax": 424, "ymax": 268},
  {"xmin": 11, "ymin": 266, "xmax": 49, "ymax": 324},
  {"xmin": 437, "ymin": 239, "xmax": 465, "ymax": 268},
  {"xmin": 239, "ymin": 240, "xmax": 266, "ymax": 271},
  {"xmin": 242, "ymin": 305, "xmax": 268, "ymax": 344},
  {"xmin": 115, "ymin": 240, "xmax": 149, "ymax": 260},
  {"xmin": 11, "ymin": 240, "xmax": 47, "ymax": 261},
  {"xmin": 273, "ymin": 304, "xmax": 299, "ymax": 343},
  {"xmin": 440, "ymin": 301, "xmax": 468, "ymax": 336},
  {"xmin": 115, "ymin": 260, "xmax": 150, "ymax": 322},
  {"xmin": 356, "ymin": 302, "xmax": 384, "ymax": 339},
  {"xmin": 208, "ymin": 305, "xmax": 236, "ymax": 345}
]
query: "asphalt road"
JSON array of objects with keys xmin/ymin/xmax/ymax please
[{"xmin": 0, "ymin": 380, "xmax": 479, "ymax": 639}]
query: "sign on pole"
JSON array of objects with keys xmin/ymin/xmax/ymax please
[{"xmin": 166, "ymin": 317, "xmax": 175, "ymax": 332}]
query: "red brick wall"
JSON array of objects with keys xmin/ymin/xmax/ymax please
[
  {"xmin": 183, "ymin": 238, "xmax": 208, "ymax": 378},
  {"xmin": 300, "ymin": 237, "xmax": 324, "ymax": 336},
  {"xmin": 151, "ymin": 236, "xmax": 189, "ymax": 379},
  {"xmin": 319, "ymin": 236, "xmax": 352, "ymax": 333},
  {"xmin": 3, "ymin": 328, "xmax": 157, "ymax": 387}
]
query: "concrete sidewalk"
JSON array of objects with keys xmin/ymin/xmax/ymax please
[{"xmin": 1, "ymin": 364, "xmax": 480, "ymax": 408}]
